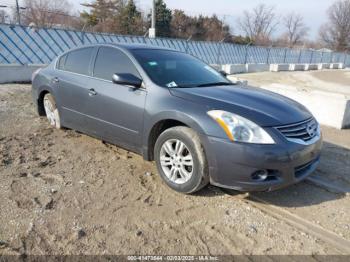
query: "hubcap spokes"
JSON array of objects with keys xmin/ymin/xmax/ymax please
[
  {"xmin": 44, "ymin": 98, "xmax": 56, "ymax": 126},
  {"xmin": 160, "ymin": 139, "xmax": 194, "ymax": 184}
]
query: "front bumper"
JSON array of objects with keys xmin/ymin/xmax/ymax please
[{"xmin": 202, "ymin": 128, "xmax": 323, "ymax": 192}]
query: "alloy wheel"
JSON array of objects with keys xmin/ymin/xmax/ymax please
[{"xmin": 159, "ymin": 139, "xmax": 194, "ymax": 184}]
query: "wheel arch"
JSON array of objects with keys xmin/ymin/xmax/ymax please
[
  {"xmin": 143, "ymin": 112, "xmax": 207, "ymax": 161},
  {"xmin": 37, "ymin": 88, "xmax": 51, "ymax": 116}
]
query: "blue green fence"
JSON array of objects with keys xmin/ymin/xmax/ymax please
[{"xmin": 0, "ymin": 23, "xmax": 349, "ymax": 66}]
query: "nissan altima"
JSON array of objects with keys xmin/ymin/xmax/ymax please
[{"xmin": 32, "ymin": 44, "xmax": 322, "ymax": 193}]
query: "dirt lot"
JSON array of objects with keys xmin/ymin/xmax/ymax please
[
  {"xmin": 0, "ymin": 73, "xmax": 350, "ymax": 255},
  {"xmin": 237, "ymin": 69, "xmax": 350, "ymax": 97}
]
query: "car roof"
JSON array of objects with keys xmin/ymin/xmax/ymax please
[
  {"xmin": 81, "ymin": 43, "xmax": 176, "ymax": 52},
  {"xmin": 113, "ymin": 43, "xmax": 173, "ymax": 51},
  {"xmin": 55, "ymin": 43, "xmax": 182, "ymax": 62}
]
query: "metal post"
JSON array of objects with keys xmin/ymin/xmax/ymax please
[
  {"xmin": 149, "ymin": 0, "xmax": 156, "ymax": 38},
  {"xmin": 151, "ymin": 0, "xmax": 156, "ymax": 29},
  {"xmin": 283, "ymin": 48, "xmax": 288, "ymax": 63},
  {"xmin": 298, "ymin": 49, "xmax": 302, "ymax": 64},
  {"xmin": 186, "ymin": 41, "xmax": 189, "ymax": 53},
  {"xmin": 244, "ymin": 43, "xmax": 251, "ymax": 64},
  {"xmin": 310, "ymin": 51, "xmax": 314, "ymax": 64},
  {"xmin": 343, "ymin": 53, "xmax": 347, "ymax": 64},
  {"xmin": 216, "ymin": 43, "xmax": 222, "ymax": 65},
  {"xmin": 15, "ymin": 0, "xmax": 21, "ymax": 25},
  {"xmin": 266, "ymin": 47, "xmax": 271, "ymax": 64}
]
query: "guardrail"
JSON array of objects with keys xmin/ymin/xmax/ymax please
[{"xmin": 0, "ymin": 23, "xmax": 349, "ymax": 66}]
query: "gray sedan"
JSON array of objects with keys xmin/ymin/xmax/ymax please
[{"xmin": 32, "ymin": 44, "xmax": 322, "ymax": 193}]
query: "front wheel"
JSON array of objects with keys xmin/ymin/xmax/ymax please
[
  {"xmin": 43, "ymin": 93, "xmax": 61, "ymax": 129},
  {"xmin": 154, "ymin": 126, "xmax": 209, "ymax": 194}
]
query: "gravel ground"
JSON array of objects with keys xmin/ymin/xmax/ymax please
[
  {"xmin": 238, "ymin": 70, "xmax": 350, "ymax": 243},
  {"xmin": 0, "ymin": 81, "xmax": 349, "ymax": 255}
]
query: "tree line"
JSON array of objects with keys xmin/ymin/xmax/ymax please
[{"xmin": 2, "ymin": 0, "xmax": 349, "ymax": 52}]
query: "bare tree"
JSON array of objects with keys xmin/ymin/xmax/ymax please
[
  {"xmin": 238, "ymin": 4, "xmax": 279, "ymax": 45},
  {"xmin": 80, "ymin": 0, "xmax": 127, "ymax": 33},
  {"xmin": 320, "ymin": 0, "xmax": 350, "ymax": 51},
  {"xmin": 22, "ymin": 0, "xmax": 77, "ymax": 28},
  {"xmin": 282, "ymin": 12, "xmax": 309, "ymax": 47}
]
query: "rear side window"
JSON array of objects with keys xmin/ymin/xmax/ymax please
[
  {"xmin": 64, "ymin": 47, "xmax": 94, "ymax": 75},
  {"xmin": 93, "ymin": 47, "xmax": 140, "ymax": 81},
  {"xmin": 57, "ymin": 54, "xmax": 67, "ymax": 70}
]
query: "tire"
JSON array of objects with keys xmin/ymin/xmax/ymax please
[
  {"xmin": 154, "ymin": 126, "xmax": 209, "ymax": 194},
  {"xmin": 43, "ymin": 93, "xmax": 61, "ymax": 129}
]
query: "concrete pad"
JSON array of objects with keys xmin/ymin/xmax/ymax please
[
  {"xmin": 270, "ymin": 64, "xmax": 290, "ymax": 72},
  {"xmin": 246, "ymin": 64, "xmax": 270, "ymax": 73},
  {"xmin": 0, "ymin": 64, "xmax": 46, "ymax": 84},
  {"xmin": 289, "ymin": 64, "xmax": 306, "ymax": 71},
  {"xmin": 222, "ymin": 64, "xmax": 247, "ymax": 74},
  {"xmin": 260, "ymin": 83, "xmax": 350, "ymax": 129}
]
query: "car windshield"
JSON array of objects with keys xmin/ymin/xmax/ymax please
[{"xmin": 131, "ymin": 49, "xmax": 232, "ymax": 88}]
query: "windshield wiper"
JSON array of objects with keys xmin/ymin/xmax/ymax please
[{"xmin": 196, "ymin": 82, "xmax": 233, "ymax": 87}]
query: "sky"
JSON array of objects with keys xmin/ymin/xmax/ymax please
[
  {"xmin": 73, "ymin": 0, "xmax": 337, "ymax": 39},
  {"xmin": 5, "ymin": 0, "xmax": 339, "ymax": 39}
]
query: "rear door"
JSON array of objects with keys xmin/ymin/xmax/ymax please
[
  {"xmin": 84, "ymin": 46, "xmax": 147, "ymax": 151},
  {"xmin": 55, "ymin": 47, "xmax": 96, "ymax": 133}
]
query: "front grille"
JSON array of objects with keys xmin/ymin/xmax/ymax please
[{"xmin": 276, "ymin": 118, "xmax": 319, "ymax": 142}]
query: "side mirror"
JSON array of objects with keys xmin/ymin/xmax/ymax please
[
  {"xmin": 112, "ymin": 73, "xmax": 142, "ymax": 88},
  {"xmin": 219, "ymin": 70, "xmax": 227, "ymax": 77}
]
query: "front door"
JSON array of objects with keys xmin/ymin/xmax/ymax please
[{"xmin": 84, "ymin": 46, "xmax": 147, "ymax": 152}]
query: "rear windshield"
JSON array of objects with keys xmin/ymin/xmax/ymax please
[{"xmin": 131, "ymin": 49, "xmax": 230, "ymax": 88}]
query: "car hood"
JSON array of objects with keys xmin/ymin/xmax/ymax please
[{"xmin": 169, "ymin": 85, "xmax": 312, "ymax": 127}]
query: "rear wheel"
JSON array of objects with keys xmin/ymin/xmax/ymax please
[
  {"xmin": 154, "ymin": 126, "xmax": 209, "ymax": 194},
  {"xmin": 43, "ymin": 93, "xmax": 61, "ymax": 129}
]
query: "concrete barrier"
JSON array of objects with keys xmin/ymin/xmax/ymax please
[
  {"xmin": 338, "ymin": 63, "xmax": 345, "ymax": 69},
  {"xmin": 321, "ymin": 63, "xmax": 331, "ymax": 69},
  {"xmin": 246, "ymin": 64, "xmax": 270, "ymax": 73},
  {"xmin": 305, "ymin": 64, "xmax": 319, "ymax": 70},
  {"xmin": 0, "ymin": 64, "xmax": 46, "ymax": 84},
  {"xmin": 210, "ymin": 64, "xmax": 223, "ymax": 71},
  {"xmin": 222, "ymin": 64, "xmax": 247, "ymax": 74},
  {"xmin": 260, "ymin": 84, "xmax": 350, "ymax": 129},
  {"xmin": 329, "ymin": 63, "xmax": 344, "ymax": 69},
  {"xmin": 217, "ymin": 62, "xmax": 346, "ymax": 76},
  {"xmin": 289, "ymin": 64, "xmax": 306, "ymax": 71},
  {"xmin": 270, "ymin": 64, "xmax": 290, "ymax": 72}
]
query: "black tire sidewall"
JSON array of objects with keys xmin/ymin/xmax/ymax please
[{"xmin": 154, "ymin": 127, "xmax": 207, "ymax": 194}]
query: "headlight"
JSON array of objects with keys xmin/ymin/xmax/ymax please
[{"xmin": 207, "ymin": 110, "xmax": 275, "ymax": 144}]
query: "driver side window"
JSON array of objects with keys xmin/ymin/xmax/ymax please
[{"xmin": 93, "ymin": 47, "xmax": 140, "ymax": 81}]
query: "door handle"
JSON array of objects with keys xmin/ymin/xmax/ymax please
[
  {"xmin": 52, "ymin": 77, "xmax": 59, "ymax": 83},
  {"xmin": 89, "ymin": 88, "xmax": 97, "ymax": 96}
]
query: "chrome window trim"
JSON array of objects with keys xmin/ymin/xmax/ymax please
[{"xmin": 54, "ymin": 68, "xmax": 147, "ymax": 91}]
